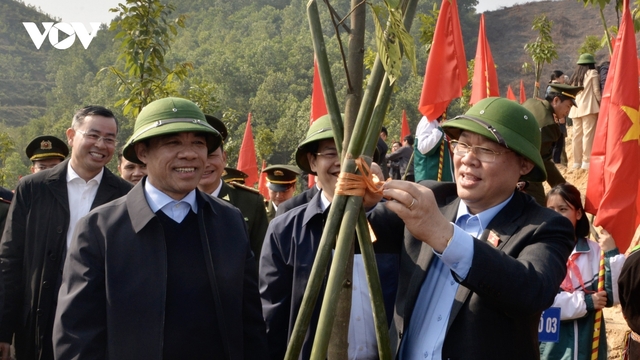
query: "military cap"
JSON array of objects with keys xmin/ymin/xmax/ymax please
[
  {"xmin": 204, "ymin": 114, "xmax": 228, "ymax": 142},
  {"xmin": 442, "ymin": 97, "xmax": 546, "ymax": 182},
  {"xmin": 264, "ymin": 164, "xmax": 301, "ymax": 191},
  {"xmin": 577, "ymin": 53, "xmax": 596, "ymax": 65},
  {"xmin": 222, "ymin": 167, "xmax": 248, "ymax": 184},
  {"xmin": 122, "ymin": 97, "xmax": 222, "ymax": 164},
  {"xmin": 295, "ymin": 114, "xmax": 337, "ymax": 175},
  {"xmin": 25, "ymin": 135, "xmax": 69, "ymax": 162},
  {"xmin": 546, "ymin": 83, "xmax": 583, "ymax": 107}
]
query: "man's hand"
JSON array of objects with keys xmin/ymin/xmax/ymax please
[
  {"xmin": 0, "ymin": 342, "xmax": 11, "ymax": 360},
  {"xmin": 382, "ymin": 180, "xmax": 453, "ymax": 253},
  {"xmin": 362, "ymin": 162, "xmax": 384, "ymax": 208}
]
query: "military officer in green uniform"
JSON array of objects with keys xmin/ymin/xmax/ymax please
[
  {"xmin": 522, "ymin": 84, "xmax": 583, "ymax": 205},
  {"xmin": 25, "ymin": 135, "xmax": 69, "ymax": 173},
  {"xmin": 263, "ymin": 165, "xmax": 301, "ymax": 222},
  {"xmin": 198, "ymin": 115, "xmax": 268, "ymax": 258}
]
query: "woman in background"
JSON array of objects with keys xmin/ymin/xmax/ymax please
[
  {"xmin": 539, "ymin": 183, "xmax": 625, "ymax": 360},
  {"xmin": 568, "ymin": 54, "xmax": 601, "ymax": 170}
]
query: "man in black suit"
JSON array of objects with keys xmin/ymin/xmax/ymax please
[
  {"xmin": 52, "ymin": 97, "xmax": 267, "ymax": 359},
  {"xmin": 382, "ymin": 97, "xmax": 574, "ymax": 359},
  {"xmin": 0, "ymin": 106, "xmax": 132, "ymax": 360}
]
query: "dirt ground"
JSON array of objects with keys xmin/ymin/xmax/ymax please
[{"xmin": 550, "ymin": 127, "xmax": 628, "ymax": 359}]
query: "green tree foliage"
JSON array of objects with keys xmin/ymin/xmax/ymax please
[
  {"xmin": 523, "ymin": 14, "xmax": 557, "ymax": 99},
  {"xmin": 578, "ymin": 35, "xmax": 604, "ymax": 55},
  {"xmin": 104, "ymin": 0, "xmax": 194, "ymax": 118}
]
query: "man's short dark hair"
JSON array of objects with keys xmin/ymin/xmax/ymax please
[
  {"xmin": 72, "ymin": 106, "xmax": 119, "ymax": 133},
  {"xmin": 381, "ymin": 127, "xmax": 388, "ymax": 136},
  {"xmin": 403, "ymin": 134, "xmax": 414, "ymax": 146}
]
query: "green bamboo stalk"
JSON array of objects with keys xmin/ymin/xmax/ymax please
[
  {"xmin": 310, "ymin": 193, "xmax": 363, "ymax": 360},
  {"xmin": 355, "ymin": 208, "xmax": 392, "ymax": 359},
  {"xmin": 311, "ymin": 0, "xmax": 420, "ymax": 351},
  {"xmin": 285, "ymin": 0, "xmax": 419, "ymax": 358},
  {"xmin": 307, "ymin": 0, "xmax": 344, "ymax": 155}
]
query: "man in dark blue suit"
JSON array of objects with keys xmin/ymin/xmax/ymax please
[{"xmin": 383, "ymin": 98, "xmax": 574, "ymax": 360}]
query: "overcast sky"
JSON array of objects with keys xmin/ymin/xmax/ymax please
[{"xmin": 23, "ymin": 0, "xmax": 541, "ymax": 24}]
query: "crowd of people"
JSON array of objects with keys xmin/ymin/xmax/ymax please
[{"xmin": 0, "ymin": 52, "xmax": 637, "ymax": 360}]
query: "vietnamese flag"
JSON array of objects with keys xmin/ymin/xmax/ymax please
[
  {"xmin": 418, "ymin": 0, "xmax": 467, "ymax": 119},
  {"xmin": 401, "ymin": 110, "xmax": 411, "ymax": 139},
  {"xmin": 470, "ymin": 14, "xmax": 499, "ymax": 104},
  {"xmin": 585, "ymin": 0, "xmax": 640, "ymax": 253},
  {"xmin": 506, "ymin": 85, "xmax": 516, "ymax": 101},
  {"xmin": 519, "ymin": 79, "xmax": 526, "ymax": 104},
  {"xmin": 258, "ymin": 160, "xmax": 269, "ymax": 200},
  {"xmin": 237, "ymin": 113, "xmax": 259, "ymax": 187}
]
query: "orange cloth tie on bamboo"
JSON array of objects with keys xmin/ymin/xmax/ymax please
[
  {"xmin": 335, "ymin": 157, "xmax": 385, "ymax": 243},
  {"xmin": 335, "ymin": 157, "xmax": 384, "ymax": 197}
]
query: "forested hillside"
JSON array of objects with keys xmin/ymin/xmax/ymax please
[{"xmin": 0, "ymin": 0, "xmax": 634, "ymax": 188}]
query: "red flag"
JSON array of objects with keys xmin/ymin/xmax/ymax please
[
  {"xmin": 418, "ymin": 0, "xmax": 467, "ymax": 119},
  {"xmin": 506, "ymin": 85, "xmax": 516, "ymax": 101},
  {"xmin": 585, "ymin": 0, "xmax": 640, "ymax": 253},
  {"xmin": 470, "ymin": 14, "xmax": 499, "ymax": 104},
  {"xmin": 310, "ymin": 57, "xmax": 328, "ymax": 124},
  {"xmin": 308, "ymin": 57, "xmax": 328, "ymax": 187},
  {"xmin": 401, "ymin": 110, "xmax": 411, "ymax": 139},
  {"xmin": 519, "ymin": 79, "xmax": 526, "ymax": 104},
  {"xmin": 237, "ymin": 113, "xmax": 259, "ymax": 187},
  {"xmin": 258, "ymin": 160, "xmax": 269, "ymax": 200}
]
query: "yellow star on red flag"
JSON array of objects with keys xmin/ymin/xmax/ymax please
[{"xmin": 621, "ymin": 105, "xmax": 640, "ymax": 145}]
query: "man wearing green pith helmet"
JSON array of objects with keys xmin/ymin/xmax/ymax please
[
  {"xmin": 382, "ymin": 97, "xmax": 575, "ymax": 359},
  {"xmin": 53, "ymin": 97, "xmax": 267, "ymax": 359}
]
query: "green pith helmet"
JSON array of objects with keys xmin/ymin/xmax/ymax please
[
  {"xmin": 122, "ymin": 97, "xmax": 222, "ymax": 164},
  {"xmin": 577, "ymin": 53, "xmax": 596, "ymax": 65},
  {"xmin": 442, "ymin": 97, "xmax": 546, "ymax": 182},
  {"xmin": 295, "ymin": 114, "xmax": 336, "ymax": 175}
]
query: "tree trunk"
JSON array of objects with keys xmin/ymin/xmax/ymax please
[{"xmin": 327, "ymin": 1, "xmax": 365, "ymax": 359}]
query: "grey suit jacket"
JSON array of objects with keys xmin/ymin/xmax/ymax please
[{"xmin": 391, "ymin": 181, "xmax": 574, "ymax": 360}]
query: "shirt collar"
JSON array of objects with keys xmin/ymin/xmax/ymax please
[
  {"xmin": 66, "ymin": 161, "xmax": 104, "ymax": 184},
  {"xmin": 319, "ymin": 190, "xmax": 331, "ymax": 212},
  {"xmin": 144, "ymin": 179, "xmax": 198, "ymax": 214},
  {"xmin": 456, "ymin": 193, "xmax": 513, "ymax": 231},
  {"xmin": 211, "ymin": 179, "xmax": 223, "ymax": 198}
]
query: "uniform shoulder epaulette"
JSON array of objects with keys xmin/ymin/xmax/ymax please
[
  {"xmin": 0, "ymin": 197, "xmax": 10, "ymax": 204},
  {"xmin": 228, "ymin": 181, "xmax": 260, "ymax": 195}
]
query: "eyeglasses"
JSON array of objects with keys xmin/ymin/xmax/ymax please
[
  {"xmin": 316, "ymin": 151, "xmax": 339, "ymax": 160},
  {"xmin": 450, "ymin": 140, "xmax": 511, "ymax": 163},
  {"xmin": 76, "ymin": 130, "xmax": 118, "ymax": 147}
]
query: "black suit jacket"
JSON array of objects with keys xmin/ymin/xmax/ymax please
[
  {"xmin": 53, "ymin": 182, "xmax": 267, "ymax": 359},
  {"xmin": 0, "ymin": 159, "xmax": 132, "ymax": 360},
  {"xmin": 391, "ymin": 181, "xmax": 574, "ymax": 360}
]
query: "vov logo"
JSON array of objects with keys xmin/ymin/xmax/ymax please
[{"xmin": 23, "ymin": 22, "xmax": 101, "ymax": 50}]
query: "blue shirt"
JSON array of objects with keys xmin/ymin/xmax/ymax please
[
  {"xmin": 144, "ymin": 179, "xmax": 198, "ymax": 223},
  {"xmin": 399, "ymin": 195, "xmax": 513, "ymax": 360}
]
